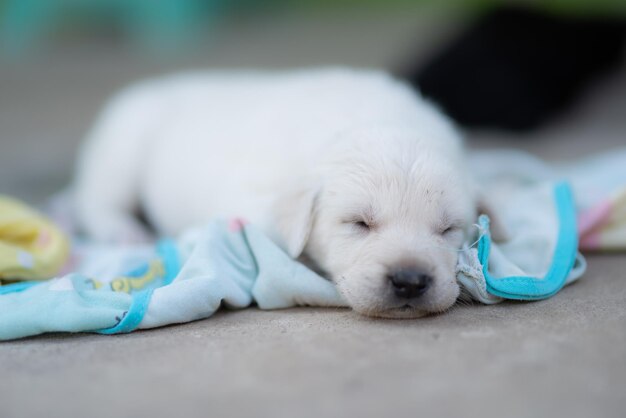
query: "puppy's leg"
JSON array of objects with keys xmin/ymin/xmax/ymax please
[{"xmin": 74, "ymin": 87, "xmax": 163, "ymax": 243}]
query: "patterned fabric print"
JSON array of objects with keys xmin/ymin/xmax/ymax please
[{"xmin": 90, "ymin": 260, "xmax": 166, "ymax": 293}]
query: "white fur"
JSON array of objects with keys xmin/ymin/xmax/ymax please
[{"xmin": 74, "ymin": 67, "xmax": 479, "ymax": 318}]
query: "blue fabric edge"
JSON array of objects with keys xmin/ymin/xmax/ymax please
[
  {"xmin": 479, "ymin": 181, "xmax": 578, "ymax": 300},
  {"xmin": 95, "ymin": 238, "xmax": 180, "ymax": 334},
  {"xmin": 0, "ymin": 280, "xmax": 43, "ymax": 294},
  {"xmin": 158, "ymin": 239, "xmax": 180, "ymax": 286},
  {"xmin": 95, "ymin": 289, "xmax": 154, "ymax": 334}
]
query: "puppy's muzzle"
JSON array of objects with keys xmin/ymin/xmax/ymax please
[{"xmin": 388, "ymin": 268, "xmax": 433, "ymax": 299}]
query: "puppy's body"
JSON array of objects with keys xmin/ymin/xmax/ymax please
[{"xmin": 75, "ymin": 68, "xmax": 475, "ymax": 318}]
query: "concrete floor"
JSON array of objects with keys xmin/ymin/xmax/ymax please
[{"xmin": 1, "ymin": 11, "xmax": 625, "ymax": 418}]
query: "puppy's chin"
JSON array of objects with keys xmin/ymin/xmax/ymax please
[{"xmin": 334, "ymin": 274, "xmax": 459, "ymax": 319}]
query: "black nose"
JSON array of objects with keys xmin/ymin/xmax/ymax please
[{"xmin": 388, "ymin": 268, "xmax": 433, "ymax": 299}]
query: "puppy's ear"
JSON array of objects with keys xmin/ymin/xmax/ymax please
[
  {"xmin": 476, "ymin": 192, "xmax": 509, "ymax": 242},
  {"xmin": 273, "ymin": 182, "xmax": 320, "ymax": 258}
]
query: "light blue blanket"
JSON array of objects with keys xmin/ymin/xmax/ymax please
[
  {"xmin": 0, "ymin": 220, "xmax": 345, "ymax": 340},
  {"xmin": 5, "ymin": 148, "xmax": 609, "ymax": 340}
]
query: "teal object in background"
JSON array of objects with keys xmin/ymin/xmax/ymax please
[
  {"xmin": 2, "ymin": 0, "xmax": 622, "ymax": 55},
  {"xmin": 0, "ymin": 0, "xmax": 223, "ymax": 55}
]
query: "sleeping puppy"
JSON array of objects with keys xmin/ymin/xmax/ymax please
[{"xmin": 74, "ymin": 68, "xmax": 493, "ymax": 319}]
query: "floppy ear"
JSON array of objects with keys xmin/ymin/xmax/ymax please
[
  {"xmin": 272, "ymin": 183, "xmax": 319, "ymax": 258},
  {"xmin": 476, "ymin": 192, "xmax": 509, "ymax": 242}
]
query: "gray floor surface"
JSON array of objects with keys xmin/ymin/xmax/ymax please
[{"xmin": 1, "ymin": 11, "xmax": 625, "ymax": 418}]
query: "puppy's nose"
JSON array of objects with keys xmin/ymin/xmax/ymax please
[{"xmin": 388, "ymin": 268, "xmax": 433, "ymax": 299}]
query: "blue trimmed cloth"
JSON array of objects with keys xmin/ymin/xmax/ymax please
[
  {"xmin": 4, "ymin": 147, "xmax": 612, "ymax": 340},
  {"xmin": 0, "ymin": 220, "xmax": 345, "ymax": 340}
]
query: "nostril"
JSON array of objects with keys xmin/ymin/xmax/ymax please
[{"xmin": 389, "ymin": 269, "xmax": 433, "ymax": 299}]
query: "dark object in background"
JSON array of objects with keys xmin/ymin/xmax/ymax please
[{"xmin": 406, "ymin": 7, "xmax": 626, "ymax": 132}]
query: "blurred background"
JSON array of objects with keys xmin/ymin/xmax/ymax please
[
  {"xmin": 1, "ymin": 2, "xmax": 626, "ymax": 418},
  {"xmin": 0, "ymin": 0, "xmax": 624, "ymax": 205}
]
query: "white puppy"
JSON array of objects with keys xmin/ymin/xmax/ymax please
[{"xmin": 74, "ymin": 67, "xmax": 487, "ymax": 318}]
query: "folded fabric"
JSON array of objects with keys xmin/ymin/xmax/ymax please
[
  {"xmin": 563, "ymin": 149, "xmax": 626, "ymax": 251},
  {"xmin": 457, "ymin": 147, "xmax": 626, "ymax": 303},
  {"xmin": 469, "ymin": 147, "xmax": 626, "ymax": 251},
  {"xmin": 0, "ymin": 195, "xmax": 69, "ymax": 281},
  {"xmin": 456, "ymin": 182, "xmax": 585, "ymax": 304},
  {"xmin": 4, "ymin": 148, "xmax": 626, "ymax": 340},
  {"xmin": 0, "ymin": 219, "xmax": 345, "ymax": 340},
  {"xmin": 0, "ymin": 181, "xmax": 582, "ymax": 340}
]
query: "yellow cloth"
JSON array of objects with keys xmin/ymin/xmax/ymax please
[{"xmin": 0, "ymin": 195, "xmax": 69, "ymax": 281}]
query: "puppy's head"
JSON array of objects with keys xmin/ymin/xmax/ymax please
[{"xmin": 274, "ymin": 128, "xmax": 486, "ymax": 318}]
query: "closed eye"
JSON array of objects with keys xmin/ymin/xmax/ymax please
[
  {"xmin": 440, "ymin": 224, "xmax": 462, "ymax": 236},
  {"xmin": 442, "ymin": 225, "xmax": 458, "ymax": 234},
  {"xmin": 438, "ymin": 211, "xmax": 464, "ymax": 236},
  {"xmin": 342, "ymin": 218, "xmax": 373, "ymax": 232},
  {"xmin": 354, "ymin": 220, "xmax": 370, "ymax": 230},
  {"xmin": 343, "ymin": 205, "xmax": 377, "ymax": 233}
]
